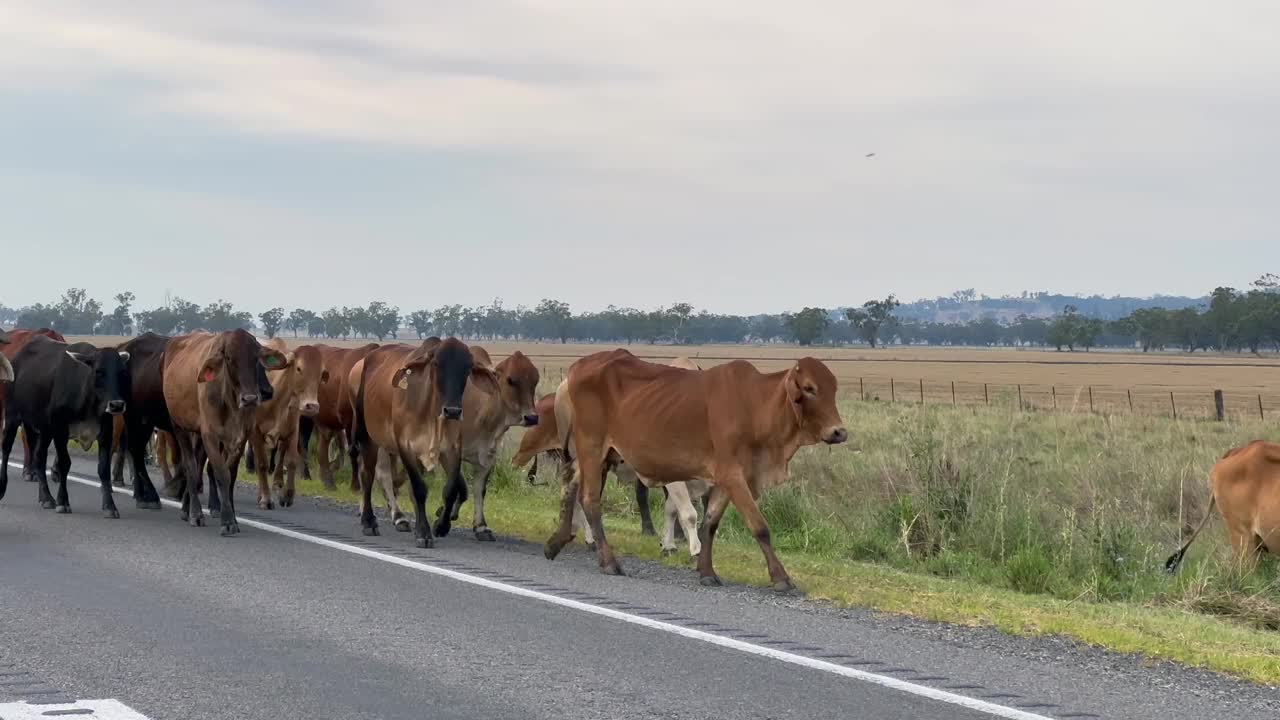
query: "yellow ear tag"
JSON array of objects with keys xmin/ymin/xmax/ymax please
[{"xmin": 397, "ymin": 368, "xmax": 411, "ymax": 390}]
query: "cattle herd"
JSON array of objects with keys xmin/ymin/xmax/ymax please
[
  {"xmin": 3, "ymin": 325, "xmax": 1275, "ymax": 586},
  {"xmin": 0, "ymin": 326, "xmax": 849, "ymax": 588}
]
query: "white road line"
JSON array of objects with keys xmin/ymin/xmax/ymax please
[
  {"xmin": 29, "ymin": 466, "xmax": 1055, "ymax": 720},
  {"xmin": 0, "ymin": 698, "xmax": 152, "ymax": 719}
]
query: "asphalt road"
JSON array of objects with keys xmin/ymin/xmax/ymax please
[{"xmin": 2, "ymin": 453, "xmax": 1278, "ymax": 720}]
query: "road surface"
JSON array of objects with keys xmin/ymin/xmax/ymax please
[{"xmin": 1, "ymin": 453, "xmax": 1277, "ymax": 719}]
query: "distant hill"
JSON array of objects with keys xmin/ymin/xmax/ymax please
[{"xmin": 837, "ymin": 291, "xmax": 1208, "ymax": 324}]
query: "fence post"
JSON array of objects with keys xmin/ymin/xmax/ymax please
[
  {"xmin": 1214, "ymin": 389, "xmax": 1225, "ymax": 422},
  {"xmin": 1171, "ymin": 391, "xmax": 1178, "ymax": 420},
  {"xmin": 1017, "ymin": 384, "xmax": 1023, "ymax": 411},
  {"xmin": 859, "ymin": 376, "xmax": 865, "ymax": 400},
  {"xmin": 1051, "ymin": 385, "xmax": 1057, "ymax": 410},
  {"xmin": 983, "ymin": 383, "xmax": 989, "ymax": 405},
  {"xmin": 919, "ymin": 379, "xmax": 924, "ymax": 405},
  {"xmin": 951, "ymin": 381, "xmax": 956, "ymax": 407},
  {"xmin": 890, "ymin": 378, "xmax": 896, "ymax": 403},
  {"xmin": 1127, "ymin": 389, "xmax": 1134, "ymax": 413},
  {"xmin": 1260, "ymin": 394, "xmax": 1266, "ymax": 421},
  {"xmin": 1088, "ymin": 386, "xmax": 1094, "ymax": 413}
]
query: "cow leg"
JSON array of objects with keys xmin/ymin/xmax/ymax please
[
  {"xmin": 545, "ymin": 458, "xmax": 581, "ymax": 560},
  {"xmin": 248, "ymin": 432, "xmax": 274, "ymax": 510},
  {"xmin": 111, "ymin": 423, "xmax": 127, "ymax": 488},
  {"xmin": 93, "ymin": 419, "xmax": 122, "ymax": 518},
  {"xmin": 277, "ymin": 431, "xmax": 299, "ymax": 508},
  {"xmin": 175, "ymin": 433, "xmax": 206, "ymax": 527},
  {"xmin": 398, "ymin": 448, "xmax": 435, "ymax": 548},
  {"xmin": 696, "ymin": 485, "xmax": 732, "ymax": 586},
  {"xmin": 573, "ymin": 497, "xmax": 595, "ymax": 548},
  {"xmin": 21, "ymin": 426, "xmax": 35, "ymax": 483},
  {"xmin": 375, "ymin": 449, "xmax": 409, "ymax": 531},
  {"xmin": 469, "ymin": 451, "xmax": 498, "ymax": 542},
  {"xmin": 357, "ymin": 441, "xmax": 379, "ymax": 536},
  {"xmin": 158, "ymin": 431, "xmax": 182, "ymax": 498},
  {"xmin": 432, "ymin": 446, "xmax": 466, "ymax": 540},
  {"xmin": 666, "ymin": 481, "xmax": 701, "ymax": 558},
  {"xmin": 316, "ymin": 428, "xmax": 336, "ymax": 490},
  {"xmin": 0, "ymin": 414, "xmax": 18, "ymax": 501},
  {"xmin": 526, "ymin": 454, "xmax": 539, "ymax": 485},
  {"xmin": 729, "ymin": 473, "xmax": 792, "ymax": 591},
  {"xmin": 635, "ymin": 480, "xmax": 655, "ymax": 536},
  {"xmin": 31, "ymin": 429, "xmax": 56, "ymax": 509},
  {"xmin": 580, "ymin": 457, "xmax": 623, "ymax": 576},
  {"xmin": 50, "ymin": 430, "xmax": 74, "ymax": 514},
  {"xmin": 204, "ymin": 436, "xmax": 240, "ymax": 536},
  {"xmin": 127, "ymin": 420, "xmax": 162, "ymax": 509}
]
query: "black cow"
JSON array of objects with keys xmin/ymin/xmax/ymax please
[
  {"xmin": 117, "ymin": 332, "xmax": 171, "ymax": 509},
  {"xmin": 0, "ymin": 337, "xmax": 132, "ymax": 516}
]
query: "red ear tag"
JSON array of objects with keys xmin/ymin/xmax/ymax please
[{"xmin": 202, "ymin": 368, "xmax": 217, "ymax": 382}]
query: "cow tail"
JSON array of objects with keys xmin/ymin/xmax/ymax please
[
  {"xmin": 349, "ymin": 375, "xmax": 369, "ymax": 488},
  {"xmin": 1164, "ymin": 493, "xmax": 1217, "ymax": 574}
]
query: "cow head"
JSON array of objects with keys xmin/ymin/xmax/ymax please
[
  {"xmin": 785, "ymin": 358, "xmax": 847, "ymax": 445},
  {"xmin": 491, "ymin": 350, "xmax": 541, "ymax": 427},
  {"xmin": 393, "ymin": 337, "xmax": 474, "ymax": 421},
  {"xmin": 65, "ymin": 347, "xmax": 132, "ymax": 416},
  {"xmin": 198, "ymin": 329, "xmax": 289, "ymax": 409},
  {"xmin": 290, "ymin": 345, "xmax": 328, "ymax": 417}
]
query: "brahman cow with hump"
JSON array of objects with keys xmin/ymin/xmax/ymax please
[
  {"xmin": 349, "ymin": 337, "xmax": 473, "ymax": 547},
  {"xmin": 163, "ymin": 329, "xmax": 287, "ymax": 535},
  {"xmin": 247, "ymin": 339, "xmax": 327, "ymax": 509},
  {"xmin": 514, "ymin": 356, "xmax": 708, "ymax": 557},
  {"xmin": 545, "ymin": 350, "xmax": 847, "ymax": 591},
  {"xmin": 1166, "ymin": 440, "xmax": 1280, "ymax": 572},
  {"xmin": 303, "ymin": 343, "xmax": 378, "ymax": 491},
  {"xmin": 1, "ymin": 336, "xmax": 132, "ymax": 517}
]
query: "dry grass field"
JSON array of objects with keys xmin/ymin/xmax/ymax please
[{"xmin": 76, "ymin": 336, "xmax": 1280, "ymax": 419}]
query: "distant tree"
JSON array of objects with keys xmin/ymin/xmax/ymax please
[
  {"xmin": 16, "ymin": 303, "xmax": 61, "ymax": 331},
  {"xmin": 306, "ymin": 314, "xmax": 326, "ymax": 338},
  {"xmin": 408, "ymin": 310, "xmax": 433, "ymax": 339},
  {"xmin": 786, "ymin": 307, "xmax": 829, "ymax": 346},
  {"xmin": 845, "ymin": 295, "xmax": 900, "ymax": 348},
  {"xmin": 52, "ymin": 288, "xmax": 104, "ymax": 335},
  {"xmin": 1047, "ymin": 305, "xmax": 1081, "ymax": 351},
  {"xmin": 172, "ymin": 297, "xmax": 204, "ymax": 333},
  {"xmin": 322, "ymin": 307, "xmax": 350, "ymax": 339},
  {"xmin": 1074, "ymin": 317, "xmax": 1104, "ymax": 351},
  {"xmin": 135, "ymin": 306, "xmax": 180, "ymax": 335},
  {"xmin": 202, "ymin": 300, "xmax": 253, "ymax": 332},
  {"xmin": 366, "ymin": 301, "xmax": 400, "ymax": 340},
  {"xmin": 287, "ymin": 308, "xmax": 318, "ymax": 337},
  {"xmin": 532, "ymin": 299, "xmax": 573, "ymax": 343},
  {"xmin": 750, "ymin": 314, "xmax": 786, "ymax": 343},
  {"xmin": 98, "ymin": 292, "xmax": 135, "ymax": 335},
  {"xmin": 668, "ymin": 302, "xmax": 694, "ymax": 344},
  {"xmin": 259, "ymin": 307, "xmax": 286, "ymax": 339}
]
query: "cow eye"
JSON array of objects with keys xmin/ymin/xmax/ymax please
[
  {"xmin": 804, "ymin": 385, "xmax": 816, "ymax": 395},
  {"xmin": 507, "ymin": 377, "xmax": 518, "ymax": 387}
]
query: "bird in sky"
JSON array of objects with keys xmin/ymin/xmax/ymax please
[{"xmin": 865, "ymin": 152, "xmax": 876, "ymax": 158}]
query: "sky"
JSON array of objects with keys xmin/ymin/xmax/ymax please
[{"xmin": 1, "ymin": 1, "xmax": 1277, "ymax": 315}]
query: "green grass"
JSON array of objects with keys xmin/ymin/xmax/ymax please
[{"xmin": 226, "ymin": 397, "xmax": 1280, "ymax": 683}]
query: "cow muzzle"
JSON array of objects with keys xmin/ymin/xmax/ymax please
[
  {"xmin": 522, "ymin": 413, "xmax": 539, "ymax": 427},
  {"xmin": 239, "ymin": 393, "xmax": 261, "ymax": 408},
  {"xmin": 441, "ymin": 406, "xmax": 463, "ymax": 421},
  {"xmin": 106, "ymin": 400, "xmax": 126, "ymax": 415},
  {"xmin": 822, "ymin": 426, "xmax": 848, "ymax": 445},
  {"xmin": 300, "ymin": 401, "xmax": 320, "ymax": 417}
]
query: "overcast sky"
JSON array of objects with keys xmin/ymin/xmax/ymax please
[{"xmin": 2, "ymin": 1, "xmax": 1276, "ymax": 315}]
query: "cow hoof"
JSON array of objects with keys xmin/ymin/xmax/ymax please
[
  {"xmin": 362, "ymin": 526, "xmax": 380, "ymax": 537},
  {"xmin": 699, "ymin": 575, "xmax": 723, "ymax": 587},
  {"xmin": 220, "ymin": 525, "xmax": 239, "ymax": 537},
  {"xmin": 104, "ymin": 509, "xmax": 120, "ymax": 519},
  {"xmin": 641, "ymin": 527, "xmax": 656, "ymax": 537},
  {"xmin": 393, "ymin": 518, "xmax": 411, "ymax": 532},
  {"xmin": 474, "ymin": 528, "xmax": 495, "ymax": 542},
  {"xmin": 772, "ymin": 580, "xmax": 796, "ymax": 593},
  {"xmin": 661, "ymin": 548, "xmax": 677, "ymax": 558},
  {"xmin": 209, "ymin": 508, "xmax": 221, "ymax": 518},
  {"xmin": 601, "ymin": 563, "xmax": 625, "ymax": 577},
  {"xmin": 193, "ymin": 515, "xmax": 206, "ymax": 527},
  {"xmin": 586, "ymin": 542, "xmax": 597, "ymax": 551},
  {"xmin": 136, "ymin": 500, "xmax": 160, "ymax": 510},
  {"xmin": 432, "ymin": 520, "xmax": 451, "ymax": 538},
  {"xmin": 55, "ymin": 505, "xmax": 71, "ymax": 514},
  {"xmin": 415, "ymin": 537, "xmax": 434, "ymax": 549},
  {"xmin": 259, "ymin": 499, "xmax": 274, "ymax": 511},
  {"xmin": 40, "ymin": 500, "xmax": 56, "ymax": 510}
]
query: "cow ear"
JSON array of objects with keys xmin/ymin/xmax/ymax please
[
  {"xmin": 261, "ymin": 348, "xmax": 289, "ymax": 370},
  {"xmin": 118, "ymin": 351, "xmax": 131, "ymax": 365},
  {"xmin": 784, "ymin": 366, "xmax": 803, "ymax": 404},
  {"xmin": 0, "ymin": 355, "xmax": 12, "ymax": 383},
  {"xmin": 65, "ymin": 351, "xmax": 94, "ymax": 367},
  {"xmin": 320, "ymin": 370, "xmax": 331, "ymax": 384},
  {"xmin": 198, "ymin": 356, "xmax": 223, "ymax": 383},
  {"xmin": 470, "ymin": 364, "xmax": 500, "ymax": 390},
  {"xmin": 392, "ymin": 358, "xmax": 430, "ymax": 389}
]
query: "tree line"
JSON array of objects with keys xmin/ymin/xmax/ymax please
[{"xmin": 2, "ymin": 275, "xmax": 1277, "ymax": 352}]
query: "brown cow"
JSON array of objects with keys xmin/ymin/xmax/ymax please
[
  {"xmin": 3, "ymin": 328, "xmax": 67, "ymax": 483},
  {"xmin": 309, "ymin": 343, "xmax": 379, "ymax": 490},
  {"xmin": 1166, "ymin": 440, "xmax": 1280, "ymax": 572},
  {"xmin": 545, "ymin": 350, "xmax": 847, "ymax": 590},
  {"xmin": 162, "ymin": 330, "xmax": 288, "ymax": 534},
  {"xmin": 349, "ymin": 337, "xmax": 473, "ymax": 547},
  {"xmin": 247, "ymin": 340, "xmax": 328, "ymax": 509}
]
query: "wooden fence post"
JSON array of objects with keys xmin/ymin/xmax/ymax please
[
  {"xmin": 859, "ymin": 376, "xmax": 865, "ymax": 400},
  {"xmin": 919, "ymin": 379, "xmax": 924, "ymax": 405},
  {"xmin": 984, "ymin": 383, "xmax": 989, "ymax": 405},
  {"xmin": 1170, "ymin": 391, "xmax": 1178, "ymax": 420},
  {"xmin": 1127, "ymin": 389, "xmax": 1134, "ymax": 413},
  {"xmin": 1214, "ymin": 389, "xmax": 1225, "ymax": 422},
  {"xmin": 951, "ymin": 381, "xmax": 956, "ymax": 406},
  {"xmin": 890, "ymin": 378, "xmax": 896, "ymax": 403},
  {"xmin": 1051, "ymin": 385, "xmax": 1057, "ymax": 410},
  {"xmin": 1260, "ymin": 394, "xmax": 1265, "ymax": 421},
  {"xmin": 1017, "ymin": 384, "xmax": 1023, "ymax": 411},
  {"xmin": 1088, "ymin": 386, "xmax": 1094, "ymax": 413}
]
